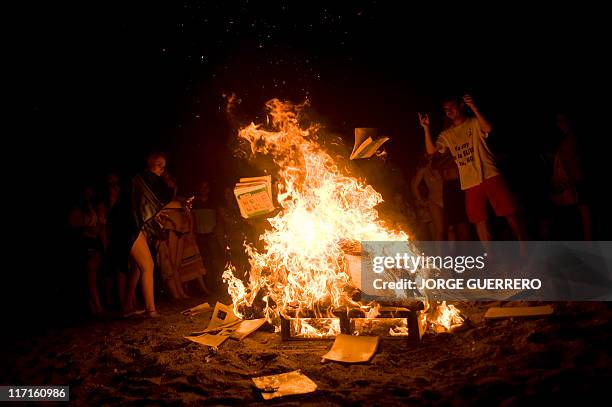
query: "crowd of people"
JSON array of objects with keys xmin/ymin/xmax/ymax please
[
  {"xmin": 66, "ymin": 94, "xmax": 594, "ymax": 319},
  {"xmin": 66, "ymin": 152, "xmax": 256, "ymax": 318}
]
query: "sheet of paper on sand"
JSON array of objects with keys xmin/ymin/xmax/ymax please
[
  {"xmin": 484, "ymin": 305, "xmax": 554, "ymax": 320},
  {"xmin": 321, "ymin": 334, "xmax": 380, "ymax": 363},
  {"xmin": 185, "ymin": 302, "xmax": 239, "ymax": 348},
  {"xmin": 187, "ymin": 302, "xmax": 240, "ymax": 336},
  {"xmin": 206, "ymin": 302, "xmax": 240, "ymax": 330},
  {"xmin": 252, "ymin": 370, "xmax": 317, "ymax": 400},
  {"xmin": 181, "ymin": 302, "xmax": 211, "ymax": 316},
  {"xmin": 185, "ymin": 328, "xmax": 234, "ymax": 348},
  {"xmin": 193, "ymin": 318, "xmax": 265, "ymax": 341},
  {"xmin": 185, "ymin": 303, "xmax": 267, "ymax": 347},
  {"xmin": 231, "ymin": 318, "xmax": 267, "ymax": 340}
]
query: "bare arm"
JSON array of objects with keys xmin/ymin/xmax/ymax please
[
  {"xmin": 424, "ymin": 127, "xmax": 437, "ymax": 155},
  {"xmin": 464, "ymin": 94, "xmax": 492, "ymax": 134},
  {"xmin": 418, "ymin": 113, "xmax": 437, "ymax": 155}
]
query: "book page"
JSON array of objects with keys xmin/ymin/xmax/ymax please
[
  {"xmin": 321, "ymin": 334, "xmax": 380, "ymax": 363},
  {"xmin": 354, "ymin": 135, "xmax": 389, "ymax": 159},
  {"xmin": 252, "ymin": 370, "xmax": 317, "ymax": 400},
  {"xmin": 352, "ymin": 128, "xmax": 372, "ymax": 157},
  {"xmin": 240, "ymin": 175, "xmax": 272, "ymax": 197},
  {"xmin": 207, "ymin": 302, "xmax": 239, "ymax": 330},
  {"xmin": 231, "ymin": 318, "xmax": 267, "ymax": 340},
  {"xmin": 351, "ymin": 128, "xmax": 387, "ymax": 160},
  {"xmin": 185, "ymin": 331, "xmax": 231, "ymax": 348},
  {"xmin": 234, "ymin": 181, "xmax": 266, "ymax": 192},
  {"xmin": 350, "ymin": 137, "xmax": 373, "ymax": 160}
]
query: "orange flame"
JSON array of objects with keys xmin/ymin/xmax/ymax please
[
  {"xmin": 428, "ymin": 301, "xmax": 464, "ymax": 333},
  {"xmin": 223, "ymin": 99, "xmax": 462, "ymax": 336},
  {"xmin": 290, "ymin": 318, "xmax": 341, "ymax": 339}
]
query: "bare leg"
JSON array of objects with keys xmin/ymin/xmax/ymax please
[
  {"xmin": 168, "ymin": 231, "xmax": 189, "ymax": 298},
  {"xmin": 130, "ymin": 231, "xmax": 158, "ymax": 317},
  {"xmin": 505, "ymin": 214, "xmax": 528, "ymax": 256},
  {"xmin": 86, "ymin": 253, "xmax": 103, "ymax": 315},
  {"xmin": 124, "ymin": 261, "xmax": 141, "ymax": 313},
  {"xmin": 158, "ymin": 240, "xmax": 184, "ymax": 300},
  {"xmin": 176, "ymin": 274, "xmax": 189, "ymax": 298},
  {"xmin": 177, "ymin": 236, "xmax": 191, "ymax": 298},
  {"xmin": 427, "ymin": 222, "xmax": 436, "ymax": 241},
  {"xmin": 447, "ymin": 226, "xmax": 455, "ymax": 241},
  {"xmin": 428, "ymin": 203, "xmax": 445, "ymax": 254},
  {"xmin": 165, "ymin": 278, "xmax": 181, "ymax": 300},
  {"xmin": 475, "ymin": 220, "xmax": 493, "ymax": 254},
  {"xmin": 429, "ymin": 203, "xmax": 445, "ymax": 241}
]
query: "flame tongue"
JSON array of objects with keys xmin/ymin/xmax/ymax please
[{"xmin": 223, "ymin": 99, "xmax": 408, "ymax": 322}]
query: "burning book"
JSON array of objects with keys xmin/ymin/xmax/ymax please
[
  {"xmin": 233, "ymin": 175, "xmax": 274, "ymax": 218},
  {"xmin": 350, "ymin": 128, "xmax": 389, "ymax": 160}
]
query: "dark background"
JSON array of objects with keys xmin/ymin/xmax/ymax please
[
  {"xmin": 12, "ymin": 1, "xmax": 609, "ymax": 332},
  {"xmin": 26, "ymin": 1, "xmax": 607, "ymax": 193}
]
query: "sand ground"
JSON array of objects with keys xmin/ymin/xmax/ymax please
[{"xmin": 2, "ymin": 301, "xmax": 611, "ymax": 406}]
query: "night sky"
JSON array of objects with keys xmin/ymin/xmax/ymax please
[{"xmin": 25, "ymin": 1, "xmax": 607, "ymax": 206}]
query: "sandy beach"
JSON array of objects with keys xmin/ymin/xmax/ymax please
[{"xmin": 3, "ymin": 300, "xmax": 611, "ymax": 405}]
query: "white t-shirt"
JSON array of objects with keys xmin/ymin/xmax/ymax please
[{"xmin": 436, "ymin": 117, "xmax": 499, "ymax": 190}]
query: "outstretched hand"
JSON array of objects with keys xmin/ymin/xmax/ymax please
[{"xmin": 418, "ymin": 112, "xmax": 430, "ymax": 129}]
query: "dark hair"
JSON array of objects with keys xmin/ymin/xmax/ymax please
[
  {"xmin": 146, "ymin": 151, "xmax": 167, "ymax": 169},
  {"xmin": 440, "ymin": 95, "xmax": 472, "ymax": 119},
  {"xmin": 440, "ymin": 95, "xmax": 463, "ymax": 106}
]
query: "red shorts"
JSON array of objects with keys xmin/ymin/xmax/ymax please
[{"xmin": 465, "ymin": 175, "xmax": 517, "ymax": 223}]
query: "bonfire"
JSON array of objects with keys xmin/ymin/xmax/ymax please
[{"xmin": 223, "ymin": 99, "xmax": 462, "ymax": 337}]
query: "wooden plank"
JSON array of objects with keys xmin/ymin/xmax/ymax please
[{"xmin": 484, "ymin": 305, "xmax": 554, "ymax": 319}]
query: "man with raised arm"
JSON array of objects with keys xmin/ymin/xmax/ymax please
[{"xmin": 419, "ymin": 95, "xmax": 526, "ymax": 253}]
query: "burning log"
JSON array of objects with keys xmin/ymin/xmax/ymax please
[
  {"xmin": 280, "ymin": 307, "xmax": 350, "ymax": 340},
  {"xmin": 280, "ymin": 303, "xmax": 426, "ymax": 341}
]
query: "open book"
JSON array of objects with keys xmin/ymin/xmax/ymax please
[
  {"xmin": 233, "ymin": 175, "xmax": 275, "ymax": 219},
  {"xmin": 350, "ymin": 128, "xmax": 390, "ymax": 160}
]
